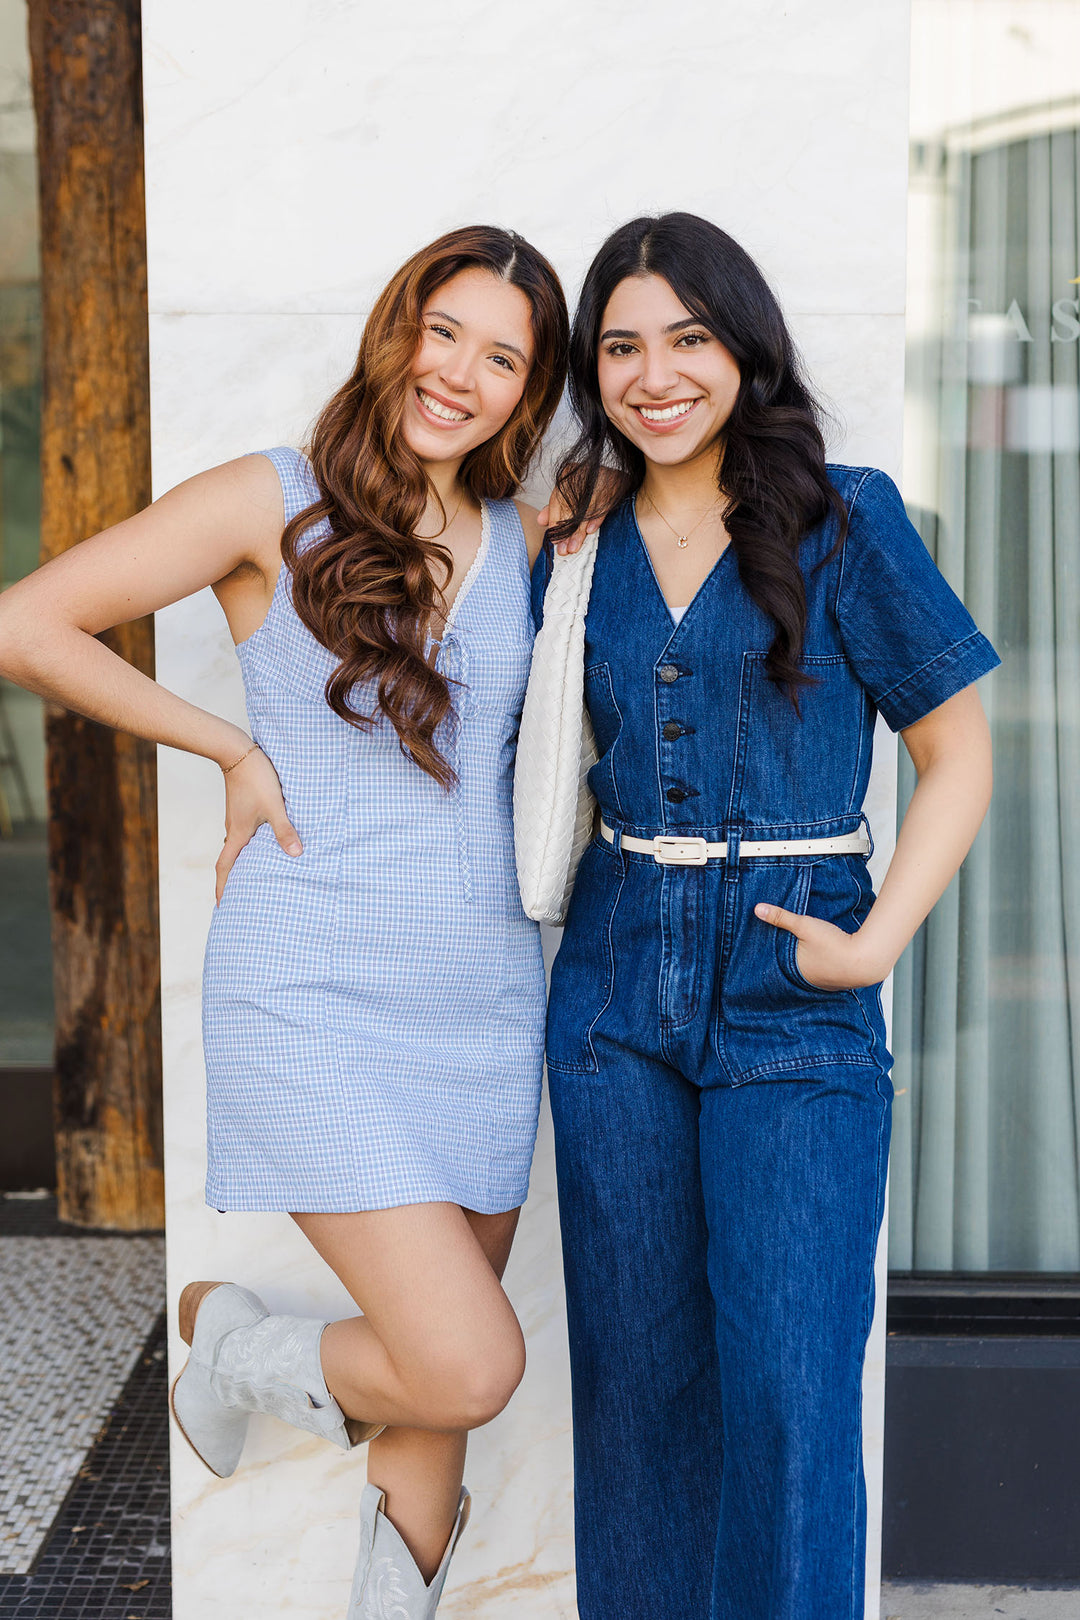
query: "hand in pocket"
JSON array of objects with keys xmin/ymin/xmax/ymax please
[{"xmin": 753, "ymin": 902, "xmax": 883, "ymax": 990}]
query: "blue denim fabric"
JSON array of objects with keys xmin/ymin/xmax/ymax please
[
  {"xmin": 536, "ymin": 467, "xmax": 1000, "ymax": 1618},
  {"xmin": 534, "ymin": 466, "xmax": 1000, "ymax": 1087}
]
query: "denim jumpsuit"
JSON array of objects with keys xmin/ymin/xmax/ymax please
[{"xmin": 534, "ymin": 467, "xmax": 1000, "ymax": 1620}]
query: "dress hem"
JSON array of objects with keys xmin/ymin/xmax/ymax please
[{"xmin": 204, "ymin": 1187, "xmax": 531, "ymax": 1217}]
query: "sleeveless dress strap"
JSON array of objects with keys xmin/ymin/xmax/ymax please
[
  {"xmin": 483, "ymin": 497, "xmax": 532, "ymax": 588},
  {"xmin": 258, "ymin": 446, "xmax": 320, "ymax": 526}
]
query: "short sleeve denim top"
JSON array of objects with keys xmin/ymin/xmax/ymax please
[{"xmin": 533, "ymin": 465, "xmax": 1000, "ymax": 842}]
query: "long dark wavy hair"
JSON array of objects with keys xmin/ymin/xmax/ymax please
[
  {"xmin": 282, "ymin": 226, "xmax": 569, "ymax": 787},
  {"xmin": 553, "ymin": 212, "xmax": 846, "ymax": 697}
]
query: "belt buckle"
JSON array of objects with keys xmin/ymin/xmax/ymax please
[{"xmin": 652, "ymin": 835, "xmax": 709, "ymax": 866}]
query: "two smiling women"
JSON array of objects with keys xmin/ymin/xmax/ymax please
[{"xmin": 0, "ymin": 213, "xmax": 997, "ymax": 1620}]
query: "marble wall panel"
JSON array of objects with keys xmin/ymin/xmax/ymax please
[
  {"xmin": 145, "ymin": 2, "xmax": 913, "ymax": 1616},
  {"xmin": 142, "ymin": 0, "xmax": 909, "ymax": 321}
]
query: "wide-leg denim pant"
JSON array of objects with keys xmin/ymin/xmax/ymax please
[{"xmin": 547, "ymin": 845, "xmax": 892, "ymax": 1620}]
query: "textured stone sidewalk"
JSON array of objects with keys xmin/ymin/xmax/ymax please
[
  {"xmin": 883, "ymin": 1584, "xmax": 1080, "ymax": 1619},
  {"xmin": 0, "ymin": 1224, "xmax": 164, "ymax": 1573}
]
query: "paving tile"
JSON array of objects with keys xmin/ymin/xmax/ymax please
[
  {"xmin": 0, "ymin": 1315, "xmax": 171, "ymax": 1617},
  {"xmin": 0, "ymin": 1198, "xmax": 164, "ymax": 1576}
]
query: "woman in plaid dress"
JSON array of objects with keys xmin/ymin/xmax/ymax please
[{"xmin": 0, "ymin": 226, "xmax": 569, "ymax": 1617}]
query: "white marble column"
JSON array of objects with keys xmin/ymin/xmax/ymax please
[{"xmin": 144, "ymin": 3, "xmax": 912, "ymax": 1615}]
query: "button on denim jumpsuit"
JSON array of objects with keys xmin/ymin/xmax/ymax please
[{"xmin": 534, "ymin": 467, "xmax": 1000, "ymax": 1620}]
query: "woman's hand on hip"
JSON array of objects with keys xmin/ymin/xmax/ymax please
[
  {"xmin": 216, "ymin": 746, "xmax": 302, "ymax": 903},
  {"xmin": 753, "ymin": 903, "xmax": 889, "ymax": 990}
]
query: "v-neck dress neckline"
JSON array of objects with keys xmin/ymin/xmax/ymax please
[
  {"xmin": 631, "ymin": 496, "xmax": 732, "ymax": 630},
  {"xmin": 428, "ymin": 499, "xmax": 491, "ymax": 657},
  {"xmin": 442, "ymin": 499, "xmax": 491, "ymax": 633}
]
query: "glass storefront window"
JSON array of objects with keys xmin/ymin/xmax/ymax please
[
  {"xmin": 892, "ymin": 0, "xmax": 1080, "ymax": 1271},
  {"xmin": 0, "ymin": 0, "xmax": 53, "ymax": 1066}
]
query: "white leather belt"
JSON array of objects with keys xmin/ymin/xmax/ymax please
[{"xmin": 599, "ymin": 821, "xmax": 871, "ymax": 866}]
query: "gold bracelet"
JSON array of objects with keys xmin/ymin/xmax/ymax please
[{"xmin": 221, "ymin": 742, "xmax": 259, "ymax": 775}]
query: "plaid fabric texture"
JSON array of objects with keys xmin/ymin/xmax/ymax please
[{"xmin": 201, "ymin": 447, "xmax": 545, "ymax": 1213}]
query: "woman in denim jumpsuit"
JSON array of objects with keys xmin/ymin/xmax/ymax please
[{"xmin": 537, "ymin": 215, "xmax": 999, "ymax": 1620}]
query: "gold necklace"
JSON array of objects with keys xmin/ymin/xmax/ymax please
[{"xmin": 640, "ymin": 490, "xmax": 721, "ymax": 549}]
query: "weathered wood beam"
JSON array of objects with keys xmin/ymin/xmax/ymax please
[{"xmin": 27, "ymin": 0, "xmax": 163, "ymax": 1229}]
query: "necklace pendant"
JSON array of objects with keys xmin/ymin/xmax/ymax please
[{"xmin": 677, "ymin": 535, "xmax": 688, "ymax": 549}]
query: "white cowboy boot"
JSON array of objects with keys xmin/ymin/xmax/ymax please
[
  {"xmin": 170, "ymin": 1280, "xmax": 384, "ymax": 1478},
  {"xmin": 348, "ymin": 1484, "xmax": 471, "ymax": 1618}
]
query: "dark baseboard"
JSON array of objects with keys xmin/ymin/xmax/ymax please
[
  {"xmin": 0, "ymin": 1066, "xmax": 56, "ymax": 1191},
  {"xmin": 883, "ymin": 1335, "xmax": 1080, "ymax": 1581},
  {"xmin": 888, "ymin": 1273, "xmax": 1080, "ymax": 1336}
]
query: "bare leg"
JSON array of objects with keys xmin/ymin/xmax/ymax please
[
  {"xmin": 364, "ymin": 1208, "xmax": 519, "ymax": 1580},
  {"xmin": 292, "ymin": 1203, "xmax": 522, "ymax": 1581}
]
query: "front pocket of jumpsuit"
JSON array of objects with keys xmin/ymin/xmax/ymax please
[
  {"xmin": 776, "ymin": 857, "xmax": 874, "ymax": 994},
  {"xmin": 546, "ymin": 843, "xmax": 624, "ymax": 1074},
  {"xmin": 715, "ymin": 860, "xmax": 878, "ymax": 1081},
  {"xmin": 779, "ymin": 915, "xmax": 849, "ymax": 995}
]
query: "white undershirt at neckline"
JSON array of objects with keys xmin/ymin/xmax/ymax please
[{"xmin": 670, "ymin": 605, "xmax": 689, "ymax": 624}]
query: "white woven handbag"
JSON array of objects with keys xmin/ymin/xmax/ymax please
[{"xmin": 514, "ymin": 533, "xmax": 600, "ymax": 925}]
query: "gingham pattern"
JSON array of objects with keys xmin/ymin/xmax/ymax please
[{"xmin": 202, "ymin": 447, "xmax": 545, "ymax": 1213}]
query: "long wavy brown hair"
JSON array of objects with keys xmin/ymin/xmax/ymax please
[{"xmin": 281, "ymin": 226, "xmax": 568, "ymax": 787}]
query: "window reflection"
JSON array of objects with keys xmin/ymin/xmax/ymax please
[{"xmin": 892, "ymin": 1, "xmax": 1080, "ymax": 1271}]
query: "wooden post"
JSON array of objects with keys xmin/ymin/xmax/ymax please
[{"xmin": 28, "ymin": 0, "xmax": 163, "ymax": 1229}]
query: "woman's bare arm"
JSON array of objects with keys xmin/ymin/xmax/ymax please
[
  {"xmin": 0, "ymin": 454, "xmax": 282, "ymax": 764},
  {"xmin": 0, "ymin": 452, "xmax": 304, "ymax": 897}
]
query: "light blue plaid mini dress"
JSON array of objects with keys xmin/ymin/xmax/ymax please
[{"xmin": 202, "ymin": 447, "xmax": 545, "ymax": 1213}]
